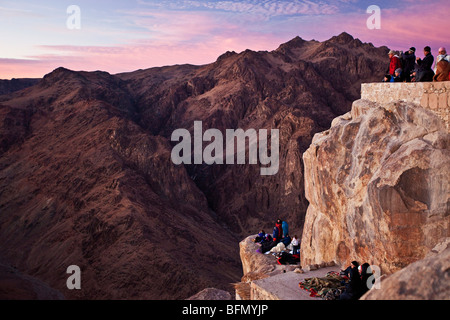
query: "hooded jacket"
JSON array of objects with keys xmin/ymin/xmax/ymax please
[{"xmin": 389, "ymin": 55, "xmax": 402, "ymax": 75}]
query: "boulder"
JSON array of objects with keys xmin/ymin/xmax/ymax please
[
  {"xmin": 239, "ymin": 236, "xmax": 276, "ymax": 276},
  {"xmin": 361, "ymin": 242, "xmax": 450, "ymax": 300},
  {"xmin": 301, "ymin": 99, "xmax": 450, "ymax": 274}
]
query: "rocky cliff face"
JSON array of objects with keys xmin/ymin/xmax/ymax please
[
  {"xmin": 0, "ymin": 33, "xmax": 389, "ymax": 299},
  {"xmin": 301, "ymin": 99, "xmax": 450, "ymax": 274}
]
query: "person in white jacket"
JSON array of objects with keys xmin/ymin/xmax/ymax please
[
  {"xmin": 434, "ymin": 47, "xmax": 450, "ymax": 72},
  {"xmin": 291, "ymin": 235, "xmax": 300, "ymax": 255}
]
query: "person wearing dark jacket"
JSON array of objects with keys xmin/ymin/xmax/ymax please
[
  {"xmin": 359, "ymin": 263, "xmax": 372, "ymax": 297},
  {"xmin": 280, "ymin": 234, "xmax": 291, "ymax": 246},
  {"xmin": 261, "ymin": 220, "xmax": 283, "ymax": 253},
  {"xmin": 401, "ymin": 47, "xmax": 416, "ymax": 82},
  {"xmin": 339, "ymin": 261, "xmax": 363, "ymax": 300},
  {"xmin": 390, "ymin": 68, "xmax": 403, "ymax": 82},
  {"xmin": 416, "ymin": 46, "xmax": 435, "ymax": 82}
]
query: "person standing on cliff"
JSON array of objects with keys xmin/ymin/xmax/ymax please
[
  {"xmin": 387, "ymin": 50, "xmax": 402, "ymax": 76},
  {"xmin": 433, "ymin": 55, "xmax": 450, "ymax": 82},
  {"xmin": 433, "ymin": 47, "xmax": 450, "ymax": 81},
  {"xmin": 273, "ymin": 219, "xmax": 283, "ymax": 243},
  {"xmin": 291, "ymin": 235, "xmax": 300, "ymax": 255},
  {"xmin": 434, "ymin": 47, "xmax": 449, "ymax": 71},
  {"xmin": 359, "ymin": 263, "xmax": 373, "ymax": 297},
  {"xmin": 416, "ymin": 46, "xmax": 435, "ymax": 82},
  {"xmin": 261, "ymin": 219, "xmax": 284, "ymax": 253},
  {"xmin": 282, "ymin": 220, "xmax": 289, "ymax": 238},
  {"xmin": 401, "ymin": 47, "xmax": 416, "ymax": 82}
]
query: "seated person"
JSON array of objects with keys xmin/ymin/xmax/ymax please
[
  {"xmin": 382, "ymin": 74, "xmax": 391, "ymax": 82},
  {"xmin": 340, "ymin": 261, "xmax": 363, "ymax": 300},
  {"xmin": 254, "ymin": 230, "xmax": 272, "ymax": 244},
  {"xmin": 433, "ymin": 55, "xmax": 450, "ymax": 81},
  {"xmin": 280, "ymin": 234, "xmax": 291, "ymax": 246},
  {"xmin": 392, "ymin": 68, "xmax": 403, "ymax": 82}
]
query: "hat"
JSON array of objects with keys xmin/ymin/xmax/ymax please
[
  {"xmin": 388, "ymin": 50, "xmax": 395, "ymax": 55},
  {"xmin": 395, "ymin": 68, "xmax": 402, "ymax": 74},
  {"xmin": 439, "ymin": 47, "xmax": 447, "ymax": 53},
  {"xmin": 409, "ymin": 47, "xmax": 416, "ymax": 52}
]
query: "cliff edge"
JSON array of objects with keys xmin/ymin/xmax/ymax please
[{"xmin": 301, "ymin": 98, "xmax": 449, "ymax": 275}]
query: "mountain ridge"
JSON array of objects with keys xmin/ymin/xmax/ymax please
[{"xmin": 0, "ymin": 32, "xmax": 389, "ymax": 299}]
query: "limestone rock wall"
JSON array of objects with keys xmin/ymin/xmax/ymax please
[
  {"xmin": 300, "ymin": 99, "xmax": 450, "ymax": 274},
  {"xmin": 361, "ymin": 82, "xmax": 450, "ymax": 131}
]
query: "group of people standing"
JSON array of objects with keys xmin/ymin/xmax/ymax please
[{"xmin": 383, "ymin": 46, "xmax": 450, "ymax": 83}]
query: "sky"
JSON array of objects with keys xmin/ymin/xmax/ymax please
[{"xmin": 1, "ymin": 0, "xmax": 449, "ymax": 79}]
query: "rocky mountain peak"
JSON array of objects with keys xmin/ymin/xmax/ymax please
[
  {"xmin": 38, "ymin": 67, "xmax": 86, "ymax": 89},
  {"xmin": 274, "ymin": 35, "xmax": 307, "ymax": 53},
  {"xmin": 39, "ymin": 67, "xmax": 116, "ymax": 89},
  {"xmin": 216, "ymin": 50, "xmax": 238, "ymax": 62},
  {"xmin": 327, "ymin": 31, "xmax": 355, "ymax": 44},
  {"xmin": 42, "ymin": 66, "xmax": 78, "ymax": 80},
  {"xmin": 283, "ymin": 35, "xmax": 306, "ymax": 47}
]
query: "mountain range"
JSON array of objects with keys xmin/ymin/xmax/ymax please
[{"xmin": 0, "ymin": 32, "xmax": 389, "ymax": 299}]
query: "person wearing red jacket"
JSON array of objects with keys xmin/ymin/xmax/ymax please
[
  {"xmin": 388, "ymin": 50, "xmax": 402, "ymax": 76},
  {"xmin": 272, "ymin": 219, "xmax": 283, "ymax": 243}
]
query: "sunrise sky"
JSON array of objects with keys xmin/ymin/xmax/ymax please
[{"xmin": 1, "ymin": 0, "xmax": 449, "ymax": 79}]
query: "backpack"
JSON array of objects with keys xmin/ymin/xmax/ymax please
[{"xmin": 277, "ymin": 252, "xmax": 300, "ymax": 265}]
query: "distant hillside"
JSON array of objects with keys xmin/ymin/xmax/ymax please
[
  {"xmin": 0, "ymin": 78, "xmax": 40, "ymax": 96},
  {"xmin": 0, "ymin": 32, "xmax": 389, "ymax": 299}
]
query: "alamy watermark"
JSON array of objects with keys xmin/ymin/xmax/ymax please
[
  {"xmin": 367, "ymin": 5, "xmax": 381, "ymax": 30},
  {"xmin": 66, "ymin": 265, "xmax": 81, "ymax": 290},
  {"xmin": 365, "ymin": 264, "xmax": 382, "ymax": 290},
  {"xmin": 66, "ymin": 5, "xmax": 81, "ymax": 30},
  {"xmin": 171, "ymin": 121, "xmax": 280, "ymax": 176}
]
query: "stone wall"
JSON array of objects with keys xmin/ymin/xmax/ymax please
[{"xmin": 361, "ymin": 82, "xmax": 450, "ymax": 131}]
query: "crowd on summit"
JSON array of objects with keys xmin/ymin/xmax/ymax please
[{"xmin": 383, "ymin": 46, "xmax": 450, "ymax": 83}]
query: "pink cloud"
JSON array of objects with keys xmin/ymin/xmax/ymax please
[
  {"xmin": 1, "ymin": 1, "xmax": 449, "ymax": 79},
  {"xmin": 324, "ymin": 3, "xmax": 449, "ymax": 57},
  {"xmin": 1, "ymin": 7, "xmax": 288, "ymax": 79},
  {"xmin": 0, "ymin": 35, "xmax": 281, "ymax": 79},
  {"xmin": 1, "ymin": 8, "xmax": 285, "ymax": 79},
  {"xmin": 0, "ymin": 58, "xmax": 54, "ymax": 79}
]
